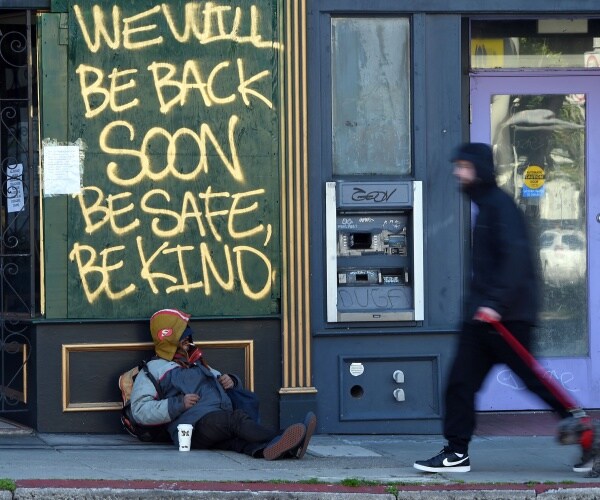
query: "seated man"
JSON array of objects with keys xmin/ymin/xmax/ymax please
[{"xmin": 131, "ymin": 308, "xmax": 316, "ymax": 459}]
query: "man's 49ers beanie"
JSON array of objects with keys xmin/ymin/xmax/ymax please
[{"xmin": 149, "ymin": 308, "xmax": 191, "ymax": 361}]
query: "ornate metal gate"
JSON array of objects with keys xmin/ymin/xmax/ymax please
[{"xmin": 0, "ymin": 10, "xmax": 38, "ymax": 418}]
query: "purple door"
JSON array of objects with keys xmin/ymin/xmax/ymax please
[{"xmin": 470, "ymin": 73, "xmax": 600, "ymax": 411}]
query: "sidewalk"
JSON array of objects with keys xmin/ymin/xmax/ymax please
[{"xmin": 1, "ymin": 417, "xmax": 600, "ymax": 499}]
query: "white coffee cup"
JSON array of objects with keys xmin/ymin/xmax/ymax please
[{"xmin": 177, "ymin": 423, "xmax": 193, "ymax": 451}]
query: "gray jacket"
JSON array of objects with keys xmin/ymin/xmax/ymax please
[{"xmin": 130, "ymin": 358, "xmax": 238, "ymax": 445}]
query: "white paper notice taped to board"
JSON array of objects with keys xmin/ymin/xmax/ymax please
[{"xmin": 43, "ymin": 145, "xmax": 81, "ymax": 195}]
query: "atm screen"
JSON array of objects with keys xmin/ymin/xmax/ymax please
[{"xmin": 349, "ymin": 232, "xmax": 372, "ymax": 249}]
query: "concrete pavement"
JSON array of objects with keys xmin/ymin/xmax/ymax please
[{"xmin": 1, "ymin": 426, "xmax": 600, "ymax": 499}]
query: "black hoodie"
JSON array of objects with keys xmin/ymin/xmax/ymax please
[{"xmin": 451, "ymin": 143, "xmax": 538, "ymax": 323}]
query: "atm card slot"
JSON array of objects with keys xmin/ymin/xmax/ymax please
[
  {"xmin": 381, "ymin": 268, "xmax": 408, "ymax": 285},
  {"xmin": 384, "ymin": 233, "xmax": 407, "ymax": 256},
  {"xmin": 338, "ymin": 269, "xmax": 380, "ymax": 286}
]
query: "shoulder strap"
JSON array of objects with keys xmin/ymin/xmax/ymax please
[{"xmin": 141, "ymin": 360, "xmax": 165, "ymax": 399}]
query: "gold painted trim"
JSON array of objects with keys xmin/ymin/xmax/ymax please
[
  {"xmin": 285, "ymin": 0, "xmax": 296, "ymax": 389},
  {"xmin": 280, "ymin": 0, "xmax": 314, "ymax": 393},
  {"xmin": 61, "ymin": 340, "xmax": 254, "ymax": 413},
  {"xmin": 300, "ymin": 0, "xmax": 311, "ymax": 389},
  {"xmin": 280, "ymin": 0, "xmax": 290, "ymax": 389},
  {"xmin": 279, "ymin": 386, "xmax": 317, "ymax": 395},
  {"xmin": 293, "ymin": 0, "xmax": 301, "ymax": 387}
]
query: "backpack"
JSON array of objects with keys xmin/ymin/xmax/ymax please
[
  {"xmin": 118, "ymin": 360, "xmax": 171, "ymax": 443},
  {"xmin": 226, "ymin": 386, "xmax": 260, "ymax": 423}
]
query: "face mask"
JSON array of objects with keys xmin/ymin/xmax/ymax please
[{"xmin": 186, "ymin": 341, "xmax": 202, "ymax": 364}]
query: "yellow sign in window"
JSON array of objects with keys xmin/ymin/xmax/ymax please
[
  {"xmin": 471, "ymin": 39, "xmax": 504, "ymax": 69},
  {"xmin": 523, "ymin": 165, "xmax": 545, "ymax": 189}
]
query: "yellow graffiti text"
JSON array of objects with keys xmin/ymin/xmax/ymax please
[
  {"xmin": 75, "ymin": 186, "xmax": 140, "ymax": 235},
  {"xmin": 73, "ymin": 2, "xmax": 282, "ymax": 53},
  {"xmin": 148, "ymin": 58, "xmax": 272, "ymax": 113},
  {"xmin": 76, "ymin": 65, "xmax": 139, "ymax": 118},
  {"xmin": 141, "ymin": 187, "xmax": 267, "ymax": 241},
  {"xmin": 234, "ymin": 245, "xmax": 272, "ymax": 299},
  {"xmin": 78, "ymin": 184, "xmax": 270, "ymax": 242},
  {"xmin": 135, "ymin": 238, "xmax": 271, "ymax": 299},
  {"xmin": 228, "ymin": 189, "xmax": 267, "ymax": 240},
  {"xmin": 99, "ymin": 115, "xmax": 243, "ymax": 186},
  {"xmin": 78, "ymin": 58, "xmax": 271, "ymax": 117},
  {"xmin": 69, "ymin": 243, "xmax": 136, "ymax": 302}
]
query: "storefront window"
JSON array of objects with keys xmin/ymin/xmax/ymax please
[
  {"xmin": 471, "ymin": 18, "xmax": 600, "ymax": 69},
  {"xmin": 331, "ymin": 18, "xmax": 411, "ymax": 176},
  {"xmin": 491, "ymin": 93, "xmax": 587, "ymax": 357}
]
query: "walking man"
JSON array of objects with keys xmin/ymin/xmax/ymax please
[{"xmin": 413, "ymin": 143, "xmax": 588, "ymax": 473}]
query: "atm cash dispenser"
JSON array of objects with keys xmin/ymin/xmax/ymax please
[{"xmin": 325, "ymin": 181, "xmax": 424, "ymax": 322}]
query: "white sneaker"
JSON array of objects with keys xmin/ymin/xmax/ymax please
[{"xmin": 414, "ymin": 447, "xmax": 470, "ymax": 473}]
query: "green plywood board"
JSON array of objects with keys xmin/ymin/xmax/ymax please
[
  {"xmin": 39, "ymin": 13, "xmax": 69, "ymax": 318},
  {"xmin": 55, "ymin": 0, "xmax": 282, "ymax": 319},
  {"xmin": 51, "ymin": 0, "xmax": 68, "ymax": 13}
]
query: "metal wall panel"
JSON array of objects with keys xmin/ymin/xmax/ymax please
[{"xmin": 307, "ymin": 2, "xmax": 467, "ymax": 432}]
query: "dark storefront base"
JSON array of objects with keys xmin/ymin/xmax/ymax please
[
  {"xmin": 312, "ymin": 332, "xmax": 457, "ymax": 435},
  {"xmin": 279, "ymin": 392, "xmax": 318, "ymax": 429},
  {"xmin": 28, "ymin": 319, "xmax": 281, "ymax": 434}
]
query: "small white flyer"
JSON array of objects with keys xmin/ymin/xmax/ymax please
[
  {"xmin": 7, "ymin": 163, "xmax": 24, "ymax": 213},
  {"xmin": 43, "ymin": 145, "xmax": 81, "ymax": 195}
]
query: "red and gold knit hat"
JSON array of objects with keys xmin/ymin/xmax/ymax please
[{"xmin": 149, "ymin": 309, "xmax": 191, "ymax": 360}]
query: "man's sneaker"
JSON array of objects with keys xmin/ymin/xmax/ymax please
[
  {"xmin": 294, "ymin": 412, "xmax": 317, "ymax": 459},
  {"xmin": 413, "ymin": 447, "xmax": 471, "ymax": 473},
  {"xmin": 573, "ymin": 454, "xmax": 594, "ymax": 473},
  {"xmin": 573, "ymin": 459, "xmax": 593, "ymax": 473},
  {"xmin": 263, "ymin": 423, "xmax": 306, "ymax": 461}
]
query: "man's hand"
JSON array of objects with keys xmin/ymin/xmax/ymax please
[
  {"xmin": 473, "ymin": 306, "xmax": 501, "ymax": 323},
  {"xmin": 183, "ymin": 393, "xmax": 200, "ymax": 409},
  {"xmin": 218, "ymin": 374, "xmax": 234, "ymax": 390}
]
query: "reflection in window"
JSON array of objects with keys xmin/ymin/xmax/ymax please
[
  {"xmin": 491, "ymin": 93, "xmax": 587, "ymax": 357},
  {"xmin": 471, "ymin": 19, "xmax": 600, "ymax": 69},
  {"xmin": 331, "ymin": 18, "xmax": 411, "ymax": 176}
]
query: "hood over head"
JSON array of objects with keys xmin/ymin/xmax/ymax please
[
  {"xmin": 149, "ymin": 308, "xmax": 191, "ymax": 360},
  {"xmin": 451, "ymin": 142, "xmax": 497, "ymax": 186}
]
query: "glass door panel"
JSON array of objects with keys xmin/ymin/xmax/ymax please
[
  {"xmin": 492, "ymin": 93, "xmax": 587, "ymax": 357},
  {"xmin": 470, "ymin": 74, "xmax": 600, "ymax": 411}
]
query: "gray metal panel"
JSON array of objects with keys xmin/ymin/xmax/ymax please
[
  {"xmin": 313, "ymin": 334, "xmax": 453, "ymax": 433},
  {"xmin": 339, "ymin": 354, "xmax": 440, "ymax": 421},
  {"xmin": 337, "ymin": 181, "xmax": 413, "ymax": 209},
  {"xmin": 307, "ymin": 4, "xmax": 467, "ymax": 433},
  {"xmin": 308, "ymin": 13, "xmax": 334, "ymax": 330},
  {"xmin": 423, "ymin": 15, "xmax": 465, "ymax": 329},
  {"xmin": 325, "ymin": 182, "xmax": 338, "ymax": 322},
  {"xmin": 312, "ymin": 0, "xmax": 600, "ymax": 13},
  {"xmin": 308, "ymin": 7, "xmax": 465, "ymax": 332}
]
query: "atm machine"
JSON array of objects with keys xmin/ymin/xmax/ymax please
[
  {"xmin": 325, "ymin": 180, "xmax": 424, "ymax": 323},
  {"xmin": 320, "ymin": 180, "xmax": 441, "ymax": 429}
]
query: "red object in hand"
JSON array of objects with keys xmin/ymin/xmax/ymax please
[{"xmin": 474, "ymin": 311, "xmax": 579, "ymax": 412}]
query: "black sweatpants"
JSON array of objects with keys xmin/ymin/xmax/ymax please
[
  {"xmin": 444, "ymin": 320, "xmax": 572, "ymax": 454},
  {"xmin": 191, "ymin": 409, "xmax": 278, "ymax": 457}
]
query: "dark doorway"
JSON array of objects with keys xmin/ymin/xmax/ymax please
[{"xmin": 0, "ymin": 9, "xmax": 39, "ymax": 425}]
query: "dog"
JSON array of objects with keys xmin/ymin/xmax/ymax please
[{"xmin": 557, "ymin": 415, "xmax": 600, "ymax": 477}]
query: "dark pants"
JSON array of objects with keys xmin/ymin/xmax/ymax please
[
  {"xmin": 191, "ymin": 409, "xmax": 278, "ymax": 457},
  {"xmin": 444, "ymin": 321, "xmax": 572, "ymax": 454}
]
